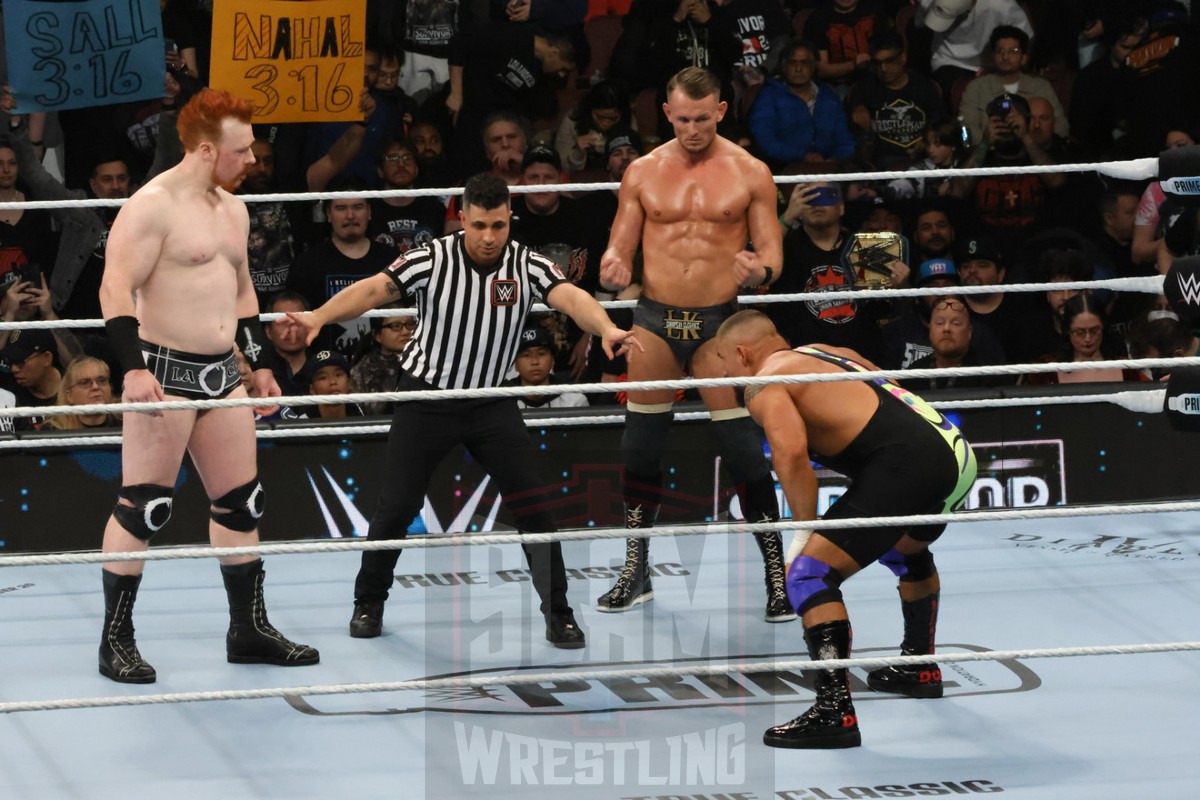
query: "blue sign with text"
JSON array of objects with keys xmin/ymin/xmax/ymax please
[{"xmin": 3, "ymin": 0, "xmax": 164, "ymax": 113}]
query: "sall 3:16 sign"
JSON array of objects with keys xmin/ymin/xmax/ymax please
[{"xmin": 5, "ymin": 0, "xmax": 165, "ymax": 113}]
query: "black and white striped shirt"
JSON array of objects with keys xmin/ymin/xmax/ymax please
[{"xmin": 384, "ymin": 232, "xmax": 567, "ymax": 389}]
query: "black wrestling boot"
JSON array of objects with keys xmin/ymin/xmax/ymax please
[
  {"xmin": 349, "ymin": 600, "xmax": 384, "ymax": 639},
  {"xmin": 868, "ymin": 591, "xmax": 942, "ymax": 698},
  {"xmin": 596, "ymin": 536, "xmax": 653, "ymax": 612},
  {"xmin": 545, "ymin": 610, "xmax": 586, "ymax": 649},
  {"xmin": 98, "ymin": 570, "xmax": 157, "ymax": 684},
  {"xmin": 222, "ymin": 560, "xmax": 319, "ymax": 666},
  {"xmin": 764, "ymin": 620, "xmax": 861, "ymax": 749},
  {"xmin": 754, "ymin": 530, "xmax": 797, "ymax": 623}
]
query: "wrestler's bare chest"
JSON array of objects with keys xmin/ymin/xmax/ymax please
[
  {"xmin": 161, "ymin": 199, "xmax": 245, "ymax": 271},
  {"xmin": 641, "ymin": 163, "xmax": 752, "ymax": 224}
]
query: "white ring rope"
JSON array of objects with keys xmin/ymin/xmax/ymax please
[
  {"xmin": 3, "ymin": 498, "xmax": 1198, "ymax": 569},
  {"xmin": 0, "ymin": 355, "xmax": 1190, "ymax": 420},
  {"xmin": 0, "ymin": 275, "xmax": 1167, "ymax": 332},
  {"xmin": 0, "ymin": 388, "xmax": 1167, "ymax": 451},
  {"xmin": 1, "ymin": 160, "xmax": 1189, "ymax": 720},
  {"xmin": 0, "ymin": 639, "xmax": 1194, "ymax": 715},
  {"xmin": 0, "ymin": 156, "xmax": 1162, "ymax": 213}
]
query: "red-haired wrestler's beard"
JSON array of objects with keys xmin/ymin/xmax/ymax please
[{"xmin": 212, "ymin": 162, "xmax": 250, "ymax": 193}]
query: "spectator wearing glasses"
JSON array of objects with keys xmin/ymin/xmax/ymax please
[
  {"xmin": 1025, "ymin": 293, "xmax": 1146, "ymax": 385},
  {"xmin": 917, "ymin": 0, "xmax": 1033, "ymax": 106},
  {"xmin": 45, "ymin": 356, "xmax": 120, "ymax": 430},
  {"xmin": 847, "ymin": 31, "xmax": 946, "ymax": 169},
  {"xmin": 959, "ymin": 26, "xmax": 1068, "ymax": 145},
  {"xmin": 904, "ymin": 295, "xmax": 1007, "ymax": 390},
  {"xmin": 352, "ymin": 306, "xmax": 418, "ymax": 416},
  {"xmin": 367, "ymin": 140, "xmax": 446, "ymax": 257},
  {"xmin": 1, "ymin": 328, "xmax": 61, "ymax": 430}
]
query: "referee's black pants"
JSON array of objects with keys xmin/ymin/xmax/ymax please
[{"xmin": 354, "ymin": 377, "xmax": 571, "ymax": 618}]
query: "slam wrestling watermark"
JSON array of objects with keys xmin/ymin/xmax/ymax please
[{"xmin": 453, "ymin": 722, "xmax": 746, "ymax": 787}]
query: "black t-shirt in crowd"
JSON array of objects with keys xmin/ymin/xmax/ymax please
[
  {"xmin": 288, "ymin": 239, "xmax": 396, "ymax": 354},
  {"xmin": 367, "ymin": 197, "xmax": 447, "ymax": 257},
  {"xmin": 847, "ymin": 72, "xmax": 946, "ymax": 166},
  {"xmin": 767, "ymin": 225, "xmax": 891, "ymax": 367}
]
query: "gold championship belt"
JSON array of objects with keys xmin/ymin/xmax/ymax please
[{"xmin": 844, "ymin": 232, "xmax": 906, "ymax": 289}]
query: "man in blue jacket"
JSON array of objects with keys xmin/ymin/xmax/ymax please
[{"xmin": 748, "ymin": 40, "xmax": 856, "ymax": 170}]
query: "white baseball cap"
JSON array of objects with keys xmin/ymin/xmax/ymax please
[{"xmin": 925, "ymin": 0, "xmax": 974, "ymax": 33}]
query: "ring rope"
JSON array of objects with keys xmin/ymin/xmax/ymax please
[
  {"xmin": 0, "ymin": 156, "xmax": 1161, "ymax": 213},
  {"xmin": 0, "ymin": 388, "xmax": 1167, "ymax": 451},
  {"xmin": 0, "ymin": 639, "xmax": 1194, "ymax": 715},
  {"xmin": 0, "ymin": 276, "xmax": 1166, "ymax": 332},
  {"xmin": 3, "ymin": 498, "xmax": 1198, "ymax": 569},
  {"xmin": 0, "ymin": 355, "xmax": 1190, "ymax": 420}
]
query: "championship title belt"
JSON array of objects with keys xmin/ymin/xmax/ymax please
[{"xmin": 842, "ymin": 232, "xmax": 908, "ymax": 289}]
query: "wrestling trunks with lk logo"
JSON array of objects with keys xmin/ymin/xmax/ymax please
[
  {"xmin": 141, "ymin": 340, "xmax": 241, "ymax": 400},
  {"xmin": 633, "ymin": 296, "xmax": 738, "ymax": 365}
]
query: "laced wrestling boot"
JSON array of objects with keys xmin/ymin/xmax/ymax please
[
  {"xmin": 596, "ymin": 535, "xmax": 653, "ymax": 612},
  {"xmin": 867, "ymin": 591, "xmax": 943, "ymax": 698},
  {"xmin": 764, "ymin": 620, "xmax": 861, "ymax": 749},
  {"xmin": 754, "ymin": 530, "xmax": 797, "ymax": 623},
  {"xmin": 98, "ymin": 570, "xmax": 157, "ymax": 684},
  {"xmin": 222, "ymin": 560, "xmax": 319, "ymax": 666}
]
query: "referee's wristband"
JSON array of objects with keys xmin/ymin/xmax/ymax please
[{"xmin": 104, "ymin": 315, "xmax": 147, "ymax": 374}]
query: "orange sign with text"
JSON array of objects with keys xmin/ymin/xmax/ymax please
[{"xmin": 209, "ymin": 0, "xmax": 365, "ymax": 123}]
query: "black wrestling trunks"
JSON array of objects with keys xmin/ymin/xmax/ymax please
[
  {"xmin": 633, "ymin": 296, "xmax": 738, "ymax": 366},
  {"xmin": 141, "ymin": 340, "xmax": 241, "ymax": 400}
]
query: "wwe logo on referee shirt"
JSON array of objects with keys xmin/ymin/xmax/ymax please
[{"xmin": 491, "ymin": 280, "xmax": 518, "ymax": 306}]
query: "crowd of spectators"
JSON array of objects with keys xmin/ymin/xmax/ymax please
[{"xmin": 4, "ymin": 0, "xmax": 1200, "ymax": 429}]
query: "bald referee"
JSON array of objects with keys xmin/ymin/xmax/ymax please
[{"xmin": 285, "ymin": 173, "xmax": 639, "ymax": 648}]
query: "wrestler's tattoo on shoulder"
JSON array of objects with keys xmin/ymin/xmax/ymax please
[
  {"xmin": 385, "ymin": 281, "xmax": 402, "ymax": 297},
  {"xmin": 744, "ymin": 384, "xmax": 764, "ymax": 406}
]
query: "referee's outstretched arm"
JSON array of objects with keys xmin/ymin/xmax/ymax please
[
  {"xmin": 546, "ymin": 282, "xmax": 642, "ymax": 359},
  {"xmin": 284, "ymin": 272, "xmax": 396, "ymax": 345}
]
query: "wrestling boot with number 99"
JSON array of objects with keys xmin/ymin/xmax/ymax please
[
  {"xmin": 868, "ymin": 591, "xmax": 943, "ymax": 698},
  {"xmin": 222, "ymin": 559, "xmax": 320, "ymax": 666},
  {"xmin": 754, "ymin": 529, "xmax": 797, "ymax": 622},
  {"xmin": 596, "ymin": 535, "xmax": 653, "ymax": 611},
  {"xmin": 98, "ymin": 570, "xmax": 157, "ymax": 684},
  {"xmin": 764, "ymin": 620, "xmax": 861, "ymax": 749}
]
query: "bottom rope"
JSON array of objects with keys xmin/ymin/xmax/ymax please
[{"xmin": 1, "ymin": 640, "xmax": 1196, "ymax": 714}]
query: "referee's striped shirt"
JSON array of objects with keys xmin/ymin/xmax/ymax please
[{"xmin": 384, "ymin": 232, "xmax": 568, "ymax": 390}]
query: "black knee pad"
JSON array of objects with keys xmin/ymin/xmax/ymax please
[
  {"xmin": 113, "ymin": 484, "xmax": 175, "ymax": 541},
  {"xmin": 900, "ymin": 549, "xmax": 936, "ymax": 582},
  {"xmin": 622, "ymin": 406, "xmax": 673, "ymax": 477},
  {"xmin": 211, "ymin": 478, "xmax": 265, "ymax": 533},
  {"xmin": 712, "ymin": 415, "xmax": 772, "ymax": 484}
]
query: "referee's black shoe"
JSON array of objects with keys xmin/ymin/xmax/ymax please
[
  {"xmin": 349, "ymin": 600, "xmax": 384, "ymax": 638},
  {"xmin": 546, "ymin": 611, "xmax": 586, "ymax": 649}
]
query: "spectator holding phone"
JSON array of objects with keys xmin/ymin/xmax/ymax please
[
  {"xmin": 769, "ymin": 181, "xmax": 892, "ymax": 367},
  {"xmin": 958, "ymin": 26, "xmax": 1067, "ymax": 145},
  {"xmin": 0, "ymin": 143, "xmax": 56, "ymax": 300},
  {"xmin": 161, "ymin": 0, "xmax": 204, "ymax": 80},
  {"xmin": 949, "ymin": 92, "xmax": 1065, "ymax": 258}
]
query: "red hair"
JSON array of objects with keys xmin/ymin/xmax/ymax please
[{"xmin": 177, "ymin": 89, "xmax": 254, "ymax": 152}]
